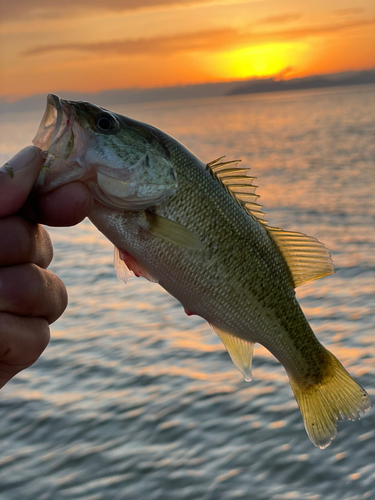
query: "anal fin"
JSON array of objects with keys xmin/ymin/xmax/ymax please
[{"xmin": 211, "ymin": 325, "xmax": 255, "ymax": 382}]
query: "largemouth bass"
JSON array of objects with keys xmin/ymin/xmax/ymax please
[{"xmin": 33, "ymin": 94, "xmax": 370, "ymax": 448}]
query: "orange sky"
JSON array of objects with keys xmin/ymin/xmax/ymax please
[{"xmin": 0, "ymin": 0, "xmax": 374, "ymax": 100}]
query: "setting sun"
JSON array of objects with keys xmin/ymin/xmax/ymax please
[{"xmin": 209, "ymin": 43, "xmax": 308, "ymax": 80}]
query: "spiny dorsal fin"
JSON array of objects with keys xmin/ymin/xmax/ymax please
[
  {"xmin": 206, "ymin": 157, "xmax": 268, "ymax": 224},
  {"xmin": 267, "ymin": 226, "xmax": 334, "ymax": 287},
  {"xmin": 206, "ymin": 158, "xmax": 334, "ymax": 288}
]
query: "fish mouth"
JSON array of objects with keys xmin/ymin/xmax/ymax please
[
  {"xmin": 32, "ymin": 94, "xmax": 89, "ymax": 193},
  {"xmin": 33, "ymin": 94, "xmax": 74, "ymax": 159},
  {"xmin": 33, "ymin": 94, "xmax": 63, "ymax": 151}
]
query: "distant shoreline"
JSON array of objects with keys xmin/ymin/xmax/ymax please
[
  {"xmin": 227, "ymin": 71, "xmax": 375, "ymax": 96},
  {"xmin": 1, "ymin": 68, "xmax": 374, "ymax": 114}
]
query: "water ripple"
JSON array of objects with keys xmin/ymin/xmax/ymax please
[{"xmin": 0, "ymin": 85, "xmax": 374, "ymax": 499}]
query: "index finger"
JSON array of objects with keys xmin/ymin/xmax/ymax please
[{"xmin": 0, "ymin": 146, "xmax": 44, "ymax": 218}]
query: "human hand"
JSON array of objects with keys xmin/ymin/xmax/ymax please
[{"xmin": 0, "ymin": 146, "xmax": 92, "ymax": 388}]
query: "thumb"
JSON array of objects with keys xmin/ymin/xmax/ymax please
[{"xmin": 0, "ymin": 146, "xmax": 45, "ymax": 218}]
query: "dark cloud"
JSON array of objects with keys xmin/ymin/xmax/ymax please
[
  {"xmin": 0, "ymin": 0, "xmax": 211, "ymax": 21},
  {"xmin": 22, "ymin": 18, "xmax": 375, "ymax": 59}
]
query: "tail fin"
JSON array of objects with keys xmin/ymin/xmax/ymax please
[{"xmin": 290, "ymin": 351, "xmax": 371, "ymax": 449}]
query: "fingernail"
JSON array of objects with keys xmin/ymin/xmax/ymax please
[{"xmin": 0, "ymin": 146, "xmax": 39, "ymax": 177}]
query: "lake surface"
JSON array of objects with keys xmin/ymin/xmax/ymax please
[{"xmin": 0, "ymin": 85, "xmax": 374, "ymax": 500}]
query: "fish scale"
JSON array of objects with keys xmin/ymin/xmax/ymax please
[
  {"xmin": 33, "ymin": 94, "xmax": 370, "ymax": 449},
  {"xmin": 90, "ymin": 133, "xmax": 331, "ymax": 382}
]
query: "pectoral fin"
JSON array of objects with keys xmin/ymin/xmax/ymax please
[
  {"xmin": 146, "ymin": 211, "xmax": 202, "ymax": 250},
  {"xmin": 211, "ymin": 325, "xmax": 255, "ymax": 382}
]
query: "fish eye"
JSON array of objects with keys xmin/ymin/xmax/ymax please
[{"xmin": 95, "ymin": 114, "xmax": 117, "ymax": 132}]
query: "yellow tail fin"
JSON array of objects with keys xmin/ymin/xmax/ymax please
[{"xmin": 290, "ymin": 351, "xmax": 371, "ymax": 449}]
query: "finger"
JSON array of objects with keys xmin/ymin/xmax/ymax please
[
  {"xmin": 0, "ymin": 264, "xmax": 68, "ymax": 324},
  {"xmin": 0, "ymin": 147, "xmax": 44, "ymax": 218},
  {"xmin": 0, "ymin": 216, "xmax": 53, "ymax": 268},
  {"xmin": 0, "ymin": 312, "xmax": 50, "ymax": 389},
  {"xmin": 22, "ymin": 181, "xmax": 93, "ymax": 227}
]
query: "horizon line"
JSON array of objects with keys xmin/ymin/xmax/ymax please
[{"xmin": 1, "ymin": 67, "xmax": 374, "ymax": 112}]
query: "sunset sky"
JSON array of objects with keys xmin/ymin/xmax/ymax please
[{"xmin": 0, "ymin": 0, "xmax": 374, "ymax": 101}]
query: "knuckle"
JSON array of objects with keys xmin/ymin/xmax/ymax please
[
  {"xmin": 33, "ymin": 225, "xmax": 54, "ymax": 268},
  {"xmin": 23, "ymin": 219, "xmax": 53, "ymax": 268},
  {"xmin": 34, "ymin": 267, "xmax": 68, "ymax": 324},
  {"xmin": 0, "ymin": 216, "xmax": 53, "ymax": 268},
  {"xmin": 0, "ymin": 313, "xmax": 50, "ymax": 369},
  {"xmin": 0, "ymin": 216, "xmax": 32, "ymax": 264},
  {"xmin": 0, "ymin": 264, "xmax": 67, "ymax": 324},
  {"xmin": 29, "ymin": 319, "xmax": 51, "ymax": 361}
]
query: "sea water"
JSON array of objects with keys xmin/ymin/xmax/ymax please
[{"xmin": 0, "ymin": 85, "xmax": 374, "ymax": 500}]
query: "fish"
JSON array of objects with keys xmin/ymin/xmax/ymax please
[{"xmin": 32, "ymin": 94, "xmax": 370, "ymax": 449}]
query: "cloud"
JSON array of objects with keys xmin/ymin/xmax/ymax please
[
  {"xmin": 22, "ymin": 18, "xmax": 375, "ymax": 59},
  {"xmin": 22, "ymin": 29, "xmax": 243, "ymax": 59},
  {"xmin": 23, "ymin": 29, "xmax": 240, "ymax": 57},
  {"xmin": 334, "ymin": 8, "xmax": 365, "ymax": 16},
  {"xmin": 264, "ymin": 17, "xmax": 375, "ymax": 42},
  {"xmin": 0, "ymin": 0, "xmax": 215, "ymax": 21},
  {"xmin": 261, "ymin": 13, "xmax": 303, "ymax": 25}
]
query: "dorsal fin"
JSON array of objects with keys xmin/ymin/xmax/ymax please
[
  {"xmin": 206, "ymin": 157, "xmax": 268, "ymax": 224},
  {"xmin": 206, "ymin": 157, "xmax": 334, "ymax": 288},
  {"xmin": 266, "ymin": 226, "xmax": 334, "ymax": 287}
]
